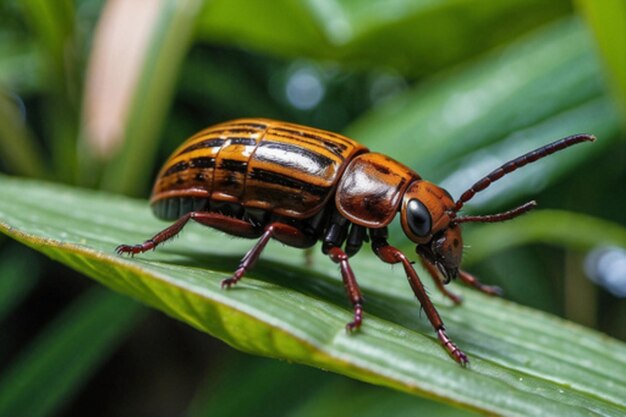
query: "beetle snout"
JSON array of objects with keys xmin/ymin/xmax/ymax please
[
  {"xmin": 419, "ymin": 226, "xmax": 462, "ymax": 284},
  {"xmin": 438, "ymin": 263, "xmax": 459, "ymax": 284}
]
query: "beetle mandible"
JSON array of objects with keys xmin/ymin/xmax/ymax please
[{"xmin": 116, "ymin": 118, "xmax": 595, "ymax": 365}]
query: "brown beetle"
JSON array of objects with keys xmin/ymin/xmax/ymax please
[{"xmin": 117, "ymin": 118, "xmax": 594, "ymax": 365}]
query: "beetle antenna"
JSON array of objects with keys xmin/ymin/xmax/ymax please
[
  {"xmin": 451, "ymin": 133, "xmax": 595, "ymax": 214},
  {"xmin": 454, "ymin": 200, "xmax": 536, "ymax": 224}
]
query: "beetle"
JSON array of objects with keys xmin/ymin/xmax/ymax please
[{"xmin": 116, "ymin": 118, "xmax": 594, "ymax": 365}]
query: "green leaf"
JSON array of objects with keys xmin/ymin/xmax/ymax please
[
  {"xmin": 0, "ymin": 287, "xmax": 143, "ymax": 417},
  {"xmin": 0, "ymin": 88, "xmax": 50, "ymax": 178},
  {"xmin": 197, "ymin": 0, "xmax": 570, "ymax": 76},
  {"xmin": 1, "ymin": 176, "xmax": 625, "ymax": 416},
  {"xmin": 20, "ymin": 0, "xmax": 79, "ymax": 182},
  {"xmin": 187, "ymin": 354, "xmax": 332, "ymax": 417},
  {"xmin": 188, "ymin": 353, "xmax": 478, "ymax": 417},
  {"xmin": 0, "ymin": 245, "xmax": 39, "ymax": 323},
  {"xmin": 288, "ymin": 378, "xmax": 479, "ymax": 417},
  {"xmin": 577, "ymin": 0, "xmax": 626, "ymax": 123}
]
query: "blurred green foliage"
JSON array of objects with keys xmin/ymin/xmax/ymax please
[{"xmin": 0, "ymin": 0, "xmax": 625, "ymax": 416}]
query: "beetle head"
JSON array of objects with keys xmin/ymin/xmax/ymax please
[
  {"xmin": 400, "ymin": 180, "xmax": 537, "ymax": 283},
  {"xmin": 399, "ymin": 133, "xmax": 595, "ymax": 283},
  {"xmin": 400, "ymin": 181, "xmax": 462, "ymax": 282}
]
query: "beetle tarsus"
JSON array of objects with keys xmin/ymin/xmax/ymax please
[
  {"xmin": 220, "ymin": 275, "xmax": 241, "ymax": 289},
  {"xmin": 346, "ymin": 303, "xmax": 363, "ymax": 332},
  {"xmin": 437, "ymin": 327, "xmax": 469, "ymax": 366},
  {"xmin": 115, "ymin": 240, "xmax": 155, "ymax": 256}
]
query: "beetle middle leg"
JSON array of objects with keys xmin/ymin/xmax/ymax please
[
  {"xmin": 324, "ymin": 245, "xmax": 364, "ymax": 332},
  {"xmin": 221, "ymin": 222, "xmax": 316, "ymax": 289},
  {"xmin": 371, "ymin": 230, "xmax": 468, "ymax": 365}
]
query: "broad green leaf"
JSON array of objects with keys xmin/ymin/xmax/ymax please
[
  {"xmin": 197, "ymin": 0, "xmax": 570, "ymax": 76},
  {"xmin": 0, "ymin": 287, "xmax": 143, "ymax": 417},
  {"xmin": 1, "ymin": 176, "xmax": 625, "ymax": 416},
  {"xmin": 577, "ymin": 0, "xmax": 626, "ymax": 122}
]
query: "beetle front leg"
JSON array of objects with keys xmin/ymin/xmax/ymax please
[
  {"xmin": 419, "ymin": 257, "xmax": 463, "ymax": 305},
  {"xmin": 371, "ymin": 237, "xmax": 468, "ymax": 366}
]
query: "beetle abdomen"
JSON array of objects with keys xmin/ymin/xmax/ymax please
[
  {"xmin": 151, "ymin": 119, "xmax": 367, "ymax": 220},
  {"xmin": 152, "ymin": 196, "xmax": 208, "ymax": 220}
]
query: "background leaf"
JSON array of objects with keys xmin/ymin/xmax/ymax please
[
  {"xmin": 1, "ymin": 176, "xmax": 625, "ymax": 416},
  {"xmin": 577, "ymin": 0, "xmax": 626, "ymax": 122},
  {"xmin": 197, "ymin": 0, "xmax": 571, "ymax": 76},
  {"xmin": 0, "ymin": 287, "xmax": 142, "ymax": 417},
  {"xmin": 81, "ymin": 0, "xmax": 204, "ymax": 195}
]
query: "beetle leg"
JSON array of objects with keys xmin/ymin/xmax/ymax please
[
  {"xmin": 458, "ymin": 270, "xmax": 503, "ymax": 296},
  {"xmin": 419, "ymin": 258, "xmax": 463, "ymax": 304},
  {"xmin": 371, "ymin": 237, "xmax": 468, "ymax": 366},
  {"xmin": 221, "ymin": 222, "xmax": 314, "ymax": 289},
  {"xmin": 324, "ymin": 245, "xmax": 364, "ymax": 332},
  {"xmin": 116, "ymin": 212, "xmax": 260, "ymax": 255},
  {"xmin": 345, "ymin": 224, "xmax": 367, "ymax": 257}
]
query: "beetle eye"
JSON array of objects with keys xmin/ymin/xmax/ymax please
[{"xmin": 407, "ymin": 199, "xmax": 432, "ymax": 237}]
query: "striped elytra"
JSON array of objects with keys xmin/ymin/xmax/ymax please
[
  {"xmin": 151, "ymin": 118, "xmax": 368, "ymax": 220},
  {"xmin": 118, "ymin": 118, "xmax": 595, "ymax": 366}
]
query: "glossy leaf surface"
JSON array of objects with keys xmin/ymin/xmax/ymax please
[{"xmin": 1, "ymin": 176, "xmax": 625, "ymax": 416}]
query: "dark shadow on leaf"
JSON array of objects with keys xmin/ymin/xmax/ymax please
[{"xmin": 148, "ymin": 246, "xmax": 434, "ymax": 335}]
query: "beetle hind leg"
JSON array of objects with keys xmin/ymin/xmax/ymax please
[
  {"xmin": 116, "ymin": 212, "xmax": 196, "ymax": 255},
  {"xmin": 116, "ymin": 211, "xmax": 261, "ymax": 256}
]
